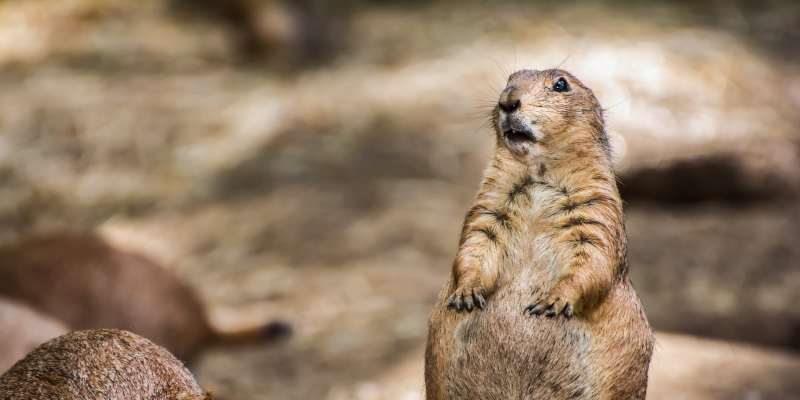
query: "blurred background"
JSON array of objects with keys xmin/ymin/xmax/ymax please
[{"xmin": 0, "ymin": 0, "xmax": 799, "ymax": 399}]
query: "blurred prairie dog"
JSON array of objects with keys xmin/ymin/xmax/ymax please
[
  {"xmin": 0, "ymin": 297, "xmax": 69, "ymax": 373},
  {"xmin": 0, "ymin": 232, "xmax": 291, "ymax": 362},
  {"xmin": 0, "ymin": 329, "xmax": 211, "ymax": 400},
  {"xmin": 426, "ymin": 69, "xmax": 654, "ymax": 399}
]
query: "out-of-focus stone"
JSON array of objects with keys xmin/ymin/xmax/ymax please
[
  {"xmin": 627, "ymin": 204, "xmax": 800, "ymax": 349},
  {"xmin": 0, "ymin": 297, "xmax": 70, "ymax": 374}
]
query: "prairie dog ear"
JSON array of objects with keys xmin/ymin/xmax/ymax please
[{"xmin": 605, "ymin": 130, "xmax": 627, "ymax": 169}]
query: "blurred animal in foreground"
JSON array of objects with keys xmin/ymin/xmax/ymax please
[
  {"xmin": 0, "ymin": 297, "xmax": 70, "ymax": 373},
  {"xmin": 0, "ymin": 329, "xmax": 211, "ymax": 400},
  {"xmin": 426, "ymin": 69, "xmax": 654, "ymax": 400},
  {"xmin": 0, "ymin": 232, "xmax": 291, "ymax": 362}
]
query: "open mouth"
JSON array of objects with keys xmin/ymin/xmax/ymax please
[
  {"xmin": 503, "ymin": 125, "xmax": 539, "ymax": 143},
  {"xmin": 504, "ymin": 128, "xmax": 533, "ymax": 143}
]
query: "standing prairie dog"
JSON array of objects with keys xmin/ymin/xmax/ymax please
[
  {"xmin": 0, "ymin": 329, "xmax": 211, "ymax": 400},
  {"xmin": 425, "ymin": 69, "xmax": 654, "ymax": 400}
]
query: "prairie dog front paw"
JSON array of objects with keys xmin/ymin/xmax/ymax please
[{"xmin": 447, "ymin": 278, "xmax": 486, "ymax": 312}]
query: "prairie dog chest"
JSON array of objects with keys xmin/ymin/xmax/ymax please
[{"xmin": 495, "ymin": 175, "xmax": 582, "ymax": 290}]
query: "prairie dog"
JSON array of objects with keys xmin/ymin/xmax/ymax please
[
  {"xmin": 0, "ymin": 329, "xmax": 210, "ymax": 400},
  {"xmin": 0, "ymin": 232, "xmax": 291, "ymax": 362},
  {"xmin": 425, "ymin": 69, "xmax": 654, "ymax": 400}
]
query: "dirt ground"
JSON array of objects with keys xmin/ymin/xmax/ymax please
[{"xmin": 1, "ymin": 0, "xmax": 799, "ymax": 399}]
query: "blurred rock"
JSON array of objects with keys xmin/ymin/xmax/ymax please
[
  {"xmin": 627, "ymin": 204, "xmax": 800, "ymax": 349},
  {"xmin": 620, "ymin": 152, "xmax": 800, "ymax": 204},
  {"xmin": 0, "ymin": 297, "xmax": 70, "ymax": 374},
  {"xmin": 648, "ymin": 332, "xmax": 800, "ymax": 400}
]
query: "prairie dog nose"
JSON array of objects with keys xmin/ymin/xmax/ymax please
[{"xmin": 498, "ymin": 85, "xmax": 522, "ymax": 113}]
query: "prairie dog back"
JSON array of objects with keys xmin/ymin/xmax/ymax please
[
  {"xmin": 0, "ymin": 233, "xmax": 212, "ymax": 361},
  {"xmin": 0, "ymin": 329, "xmax": 211, "ymax": 400},
  {"xmin": 0, "ymin": 232, "xmax": 292, "ymax": 363}
]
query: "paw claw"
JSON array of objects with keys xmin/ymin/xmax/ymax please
[
  {"xmin": 525, "ymin": 295, "xmax": 573, "ymax": 319},
  {"xmin": 525, "ymin": 303, "xmax": 543, "ymax": 315},
  {"xmin": 564, "ymin": 304, "xmax": 574, "ymax": 319},
  {"xmin": 447, "ymin": 284, "xmax": 487, "ymax": 312}
]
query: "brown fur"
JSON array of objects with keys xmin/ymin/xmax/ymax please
[
  {"xmin": 0, "ymin": 232, "xmax": 290, "ymax": 362},
  {"xmin": 0, "ymin": 297, "xmax": 70, "ymax": 374},
  {"xmin": 0, "ymin": 329, "xmax": 212, "ymax": 400},
  {"xmin": 425, "ymin": 69, "xmax": 654, "ymax": 400}
]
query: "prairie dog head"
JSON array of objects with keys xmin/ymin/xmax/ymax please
[{"xmin": 493, "ymin": 69, "xmax": 609, "ymax": 165}]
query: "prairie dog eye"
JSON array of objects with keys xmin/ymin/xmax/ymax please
[{"xmin": 553, "ymin": 77, "xmax": 569, "ymax": 92}]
